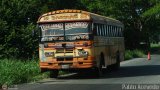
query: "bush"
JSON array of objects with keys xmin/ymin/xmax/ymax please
[
  {"xmin": 125, "ymin": 50, "xmax": 145, "ymax": 60},
  {"xmin": 150, "ymin": 43, "xmax": 160, "ymax": 54},
  {"xmin": 0, "ymin": 23, "xmax": 38, "ymax": 59},
  {"xmin": 132, "ymin": 50, "xmax": 145, "ymax": 58},
  {"xmin": 125, "ymin": 50, "xmax": 133, "ymax": 60},
  {"xmin": 0, "ymin": 59, "xmax": 49, "ymax": 86}
]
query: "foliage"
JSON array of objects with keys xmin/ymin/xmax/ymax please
[
  {"xmin": 125, "ymin": 50, "xmax": 145, "ymax": 60},
  {"xmin": 142, "ymin": 3, "xmax": 160, "ymax": 18},
  {"xmin": 125, "ymin": 50, "xmax": 133, "ymax": 60},
  {"xmin": 0, "ymin": 23, "xmax": 38, "ymax": 59},
  {"xmin": 0, "ymin": 0, "xmax": 160, "ymax": 59},
  {"xmin": 150, "ymin": 43, "xmax": 160, "ymax": 54},
  {"xmin": 0, "ymin": 0, "xmax": 39, "ymax": 59},
  {"xmin": 0, "ymin": 0, "xmax": 159, "ymax": 86},
  {"xmin": 0, "ymin": 59, "xmax": 49, "ymax": 86}
]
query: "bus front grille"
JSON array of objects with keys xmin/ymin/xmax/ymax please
[
  {"xmin": 65, "ymin": 48, "xmax": 73, "ymax": 53},
  {"xmin": 56, "ymin": 56, "xmax": 73, "ymax": 61},
  {"xmin": 56, "ymin": 48, "xmax": 74, "ymax": 61},
  {"xmin": 56, "ymin": 48, "xmax": 73, "ymax": 53}
]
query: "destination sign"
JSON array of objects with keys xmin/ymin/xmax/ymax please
[
  {"xmin": 40, "ymin": 23, "xmax": 63, "ymax": 31},
  {"xmin": 40, "ymin": 22, "xmax": 88, "ymax": 31},
  {"xmin": 38, "ymin": 13, "xmax": 90, "ymax": 22},
  {"xmin": 65, "ymin": 22, "xmax": 88, "ymax": 30}
]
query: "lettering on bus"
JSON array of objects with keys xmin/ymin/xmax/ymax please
[
  {"xmin": 39, "ymin": 13, "xmax": 90, "ymax": 22},
  {"xmin": 65, "ymin": 22, "xmax": 88, "ymax": 30},
  {"xmin": 51, "ymin": 14, "xmax": 78, "ymax": 20},
  {"xmin": 40, "ymin": 23, "xmax": 63, "ymax": 31}
]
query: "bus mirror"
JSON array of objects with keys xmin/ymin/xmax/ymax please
[
  {"xmin": 32, "ymin": 25, "xmax": 40, "ymax": 37},
  {"xmin": 32, "ymin": 29, "xmax": 36, "ymax": 37}
]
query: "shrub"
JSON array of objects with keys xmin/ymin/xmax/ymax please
[
  {"xmin": 125, "ymin": 50, "xmax": 133, "ymax": 60},
  {"xmin": 0, "ymin": 59, "xmax": 48, "ymax": 86},
  {"xmin": 132, "ymin": 49, "xmax": 145, "ymax": 58},
  {"xmin": 125, "ymin": 50, "xmax": 145, "ymax": 60}
]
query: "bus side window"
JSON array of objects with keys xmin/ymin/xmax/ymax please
[
  {"xmin": 111, "ymin": 25, "xmax": 113, "ymax": 37},
  {"xmin": 116, "ymin": 27, "xmax": 118, "ymax": 37},
  {"xmin": 115, "ymin": 26, "xmax": 118, "ymax": 37},
  {"xmin": 98, "ymin": 24, "xmax": 101, "ymax": 36},
  {"xmin": 100, "ymin": 24, "xmax": 102, "ymax": 36},
  {"xmin": 118, "ymin": 27, "xmax": 121, "ymax": 37},
  {"xmin": 102, "ymin": 24, "xmax": 105, "ymax": 36},
  {"xmin": 120, "ymin": 27, "xmax": 123, "ymax": 37},
  {"xmin": 106, "ymin": 25, "xmax": 109, "ymax": 37},
  {"xmin": 93, "ymin": 27, "xmax": 97, "ymax": 36},
  {"xmin": 118, "ymin": 27, "xmax": 120, "ymax": 37},
  {"xmin": 108, "ymin": 25, "xmax": 110, "ymax": 37},
  {"xmin": 110, "ymin": 26, "xmax": 113, "ymax": 37},
  {"xmin": 97, "ymin": 24, "xmax": 100, "ymax": 36},
  {"xmin": 118, "ymin": 27, "xmax": 122, "ymax": 37},
  {"xmin": 116, "ymin": 26, "xmax": 118, "ymax": 37},
  {"xmin": 113, "ymin": 26, "xmax": 115, "ymax": 37},
  {"xmin": 117, "ymin": 27, "xmax": 120, "ymax": 37},
  {"xmin": 93, "ymin": 23, "xmax": 97, "ymax": 36},
  {"xmin": 96, "ymin": 24, "xmax": 99, "ymax": 36},
  {"xmin": 101, "ymin": 24, "xmax": 104, "ymax": 36},
  {"xmin": 104, "ymin": 25, "xmax": 107, "ymax": 36}
]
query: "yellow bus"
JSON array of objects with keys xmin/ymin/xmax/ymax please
[{"xmin": 37, "ymin": 9, "xmax": 124, "ymax": 78}]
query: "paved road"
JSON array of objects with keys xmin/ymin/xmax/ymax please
[{"xmin": 14, "ymin": 55, "xmax": 160, "ymax": 90}]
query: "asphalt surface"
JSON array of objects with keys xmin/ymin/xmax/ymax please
[{"xmin": 11, "ymin": 55, "xmax": 160, "ymax": 90}]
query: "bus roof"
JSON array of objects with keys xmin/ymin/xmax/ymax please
[{"xmin": 37, "ymin": 9, "xmax": 123, "ymax": 27}]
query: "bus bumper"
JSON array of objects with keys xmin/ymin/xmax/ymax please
[{"xmin": 40, "ymin": 60, "xmax": 96, "ymax": 70}]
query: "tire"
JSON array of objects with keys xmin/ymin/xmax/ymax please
[
  {"xmin": 93, "ymin": 56, "xmax": 103, "ymax": 78},
  {"xmin": 41, "ymin": 68, "xmax": 47, "ymax": 73},
  {"xmin": 113, "ymin": 53, "xmax": 120, "ymax": 71},
  {"xmin": 50, "ymin": 70, "xmax": 59, "ymax": 78}
]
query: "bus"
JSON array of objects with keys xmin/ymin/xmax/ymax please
[{"xmin": 36, "ymin": 9, "xmax": 124, "ymax": 78}]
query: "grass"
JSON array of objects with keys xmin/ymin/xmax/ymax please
[
  {"xmin": 125, "ymin": 49, "xmax": 145, "ymax": 60},
  {"xmin": 0, "ymin": 49, "xmax": 147, "ymax": 86},
  {"xmin": 0, "ymin": 59, "xmax": 49, "ymax": 86},
  {"xmin": 150, "ymin": 43, "xmax": 160, "ymax": 54}
]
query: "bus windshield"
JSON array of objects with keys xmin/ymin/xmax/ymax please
[
  {"xmin": 39, "ymin": 22, "xmax": 91, "ymax": 42},
  {"xmin": 65, "ymin": 22, "xmax": 89, "ymax": 35}
]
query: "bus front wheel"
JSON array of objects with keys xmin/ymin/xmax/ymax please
[
  {"xmin": 94, "ymin": 57, "xmax": 103, "ymax": 77},
  {"xmin": 50, "ymin": 70, "xmax": 59, "ymax": 78}
]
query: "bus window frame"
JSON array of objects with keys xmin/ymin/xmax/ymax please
[{"xmin": 38, "ymin": 21, "xmax": 94, "ymax": 42}]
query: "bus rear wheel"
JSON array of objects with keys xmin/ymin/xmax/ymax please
[
  {"xmin": 112, "ymin": 54, "xmax": 120, "ymax": 71},
  {"xmin": 50, "ymin": 70, "xmax": 59, "ymax": 78}
]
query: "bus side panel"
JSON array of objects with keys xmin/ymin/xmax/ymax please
[
  {"xmin": 119, "ymin": 37, "xmax": 125, "ymax": 61},
  {"xmin": 94, "ymin": 36, "xmax": 112, "ymax": 67}
]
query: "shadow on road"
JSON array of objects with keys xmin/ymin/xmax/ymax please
[
  {"xmin": 57, "ymin": 65, "xmax": 160, "ymax": 79},
  {"xmin": 104, "ymin": 65, "xmax": 160, "ymax": 78}
]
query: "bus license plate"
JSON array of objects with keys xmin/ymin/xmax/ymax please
[{"xmin": 61, "ymin": 65, "xmax": 70, "ymax": 69}]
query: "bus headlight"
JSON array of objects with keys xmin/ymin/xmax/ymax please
[
  {"xmin": 83, "ymin": 42, "xmax": 88, "ymax": 46},
  {"xmin": 44, "ymin": 43, "xmax": 48, "ymax": 48},
  {"xmin": 78, "ymin": 50, "xmax": 88, "ymax": 57},
  {"xmin": 45, "ymin": 52, "xmax": 54, "ymax": 57}
]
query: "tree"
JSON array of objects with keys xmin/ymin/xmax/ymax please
[
  {"xmin": 0, "ymin": 0, "xmax": 160, "ymax": 59},
  {"xmin": 142, "ymin": 1, "xmax": 160, "ymax": 43},
  {"xmin": 0, "ymin": 0, "xmax": 40, "ymax": 59}
]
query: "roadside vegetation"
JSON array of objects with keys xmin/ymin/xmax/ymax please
[
  {"xmin": 0, "ymin": 0, "xmax": 160, "ymax": 87},
  {"xmin": 1, "ymin": 0, "xmax": 160, "ymax": 60},
  {"xmin": 125, "ymin": 43, "xmax": 160, "ymax": 60},
  {"xmin": 0, "ymin": 59, "xmax": 49, "ymax": 86},
  {"xmin": 0, "ymin": 49, "xmax": 151, "ymax": 87},
  {"xmin": 150, "ymin": 43, "xmax": 160, "ymax": 54},
  {"xmin": 125, "ymin": 49, "xmax": 145, "ymax": 60}
]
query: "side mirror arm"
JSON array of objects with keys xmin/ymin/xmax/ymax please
[{"xmin": 32, "ymin": 30, "xmax": 36, "ymax": 37}]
